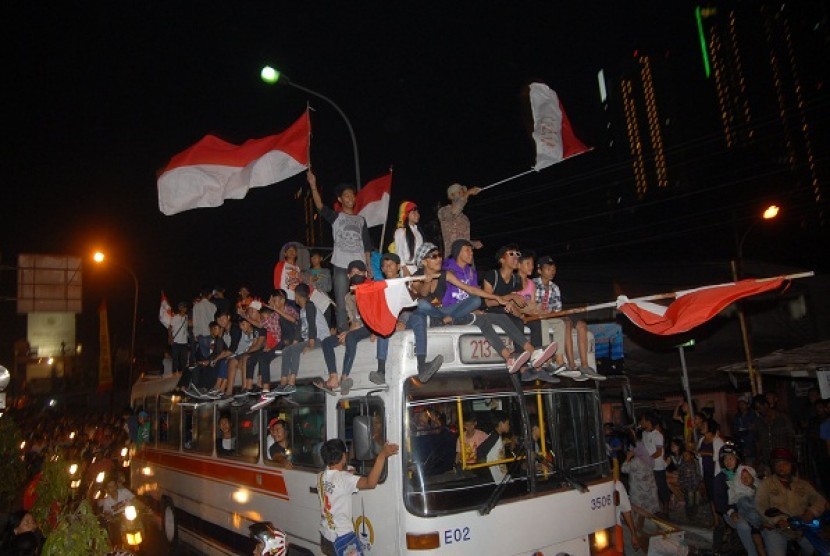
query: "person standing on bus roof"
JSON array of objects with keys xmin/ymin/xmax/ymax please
[{"xmin": 318, "ymin": 439, "xmax": 399, "ymax": 556}]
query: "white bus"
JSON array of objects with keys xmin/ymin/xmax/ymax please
[{"xmin": 130, "ymin": 326, "xmax": 619, "ymax": 555}]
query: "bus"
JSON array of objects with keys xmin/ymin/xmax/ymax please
[{"xmin": 130, "ymin": 325, "xmax": 619, "ymax": 555}]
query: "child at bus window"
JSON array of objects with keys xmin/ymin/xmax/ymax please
[
  {"xmin": 456, "ymin": 415, "xmax": 487, "ymax": 466},
  {"xmin": 266, "ymin": 418, "xmax": 293, "ymax": 469},
  {"xmin": 318, "ymin": 439, "xmax": 399, "ymax": 556},
  {"xmin": 216, "ymin": 415, "xmax": 236, "ymax": 457}
]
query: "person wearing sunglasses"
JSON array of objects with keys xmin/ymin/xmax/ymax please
[{"xmin": 474, "ymin": 244, "xmax": 559, "ymax": 380}]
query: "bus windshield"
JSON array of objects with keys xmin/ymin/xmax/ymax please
[{"xmin": 403, "ymin": 372, "xmax": 608, "ymax": 517}]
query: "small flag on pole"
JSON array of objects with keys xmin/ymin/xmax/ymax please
[
  {"xmin": 617, "ymin": 277, "xmax": 787, "ymax": 335},
  {"xmin": 355, "ymin": 278, "xmax": 417, "ymax": 336},
  {"xmin": 158, "ymin": 110, "xmax": 310, "ymax": 215},
  {"xmin": 159, "ymin": 292, "xmax": 174, "ymax": 328},
  {"xmin": 529, "ymin": 82, "xmax": 590, "ymax": 170}
]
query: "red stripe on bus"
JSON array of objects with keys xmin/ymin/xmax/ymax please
[{"xmin": 138, "ymin": 449, "xmax": 290, "ymax": 499}]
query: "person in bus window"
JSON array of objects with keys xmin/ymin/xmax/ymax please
[
  {"xmin": 476, "ymin": 410, "xmax": 512, "ymax": 483},
  {"xmin": 266, "ymin": 418, "xmax": 292, "ymax": 468},
  {"xmin": 216, "ymin": 415, "xmax": 236, "ymax": 456},
  {"xmin": 456, "ymin": 414, "xmax": 487, "ymax": 467},
  {"xmin": 318, "ymin": 438, "xmax": 399, "ymax": 556}
]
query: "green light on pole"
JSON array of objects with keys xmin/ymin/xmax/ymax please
[
  {"xmin": 260, "ymin": 65, "xmax": 281, "ymax": 84},
  {"xmin": 695, "ymin": 6, "xmax": 712, "ymax": 79}
]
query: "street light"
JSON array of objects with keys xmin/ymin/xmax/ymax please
[
  {"xmin": 92, "ymin": 251, "xmax": 139, "ymax": 389},
  {"xmin": 260, "ymin": 65, "xmax": 362, "ymax": 189},
  {"xmin": 731, "ymin": 204, "xmax": 780, "ymax": 395}
]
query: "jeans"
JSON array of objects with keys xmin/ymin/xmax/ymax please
[
  {"xmin": 195, "ymin": 335, "xmax": 212, "ymax": 360},
  {"xmin": 281, "ymin": 340, "xmax": 319, "ymax": 378},
  {"xmin": 171, "ymin": 343, "xmax": 189, "ymax": 372},
  {"xmin": 725, "ymin": 515, "xmax": 759, "ymax": 556},
  {"xmin": 474, "ymin": 312, "xmax": 529, "ymax": 355},
  {"xmin": 762, "ymin": 528, "xmax": 813, "ymax": 556},
  {"xmin": 414, "ymin": 296, "xmax": 481, "ymax": 323},
  {"xmin": 322, "ymin": 327, "xmax": 388, "ymax": 377},
  {"xmin": 333, "ymin": 266, "xmax": 349, "ymax": 332},
  {"xmin": 246, "ymin": 349, "xmax": 279, "ymax": 384}
]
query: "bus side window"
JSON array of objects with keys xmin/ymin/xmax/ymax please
[
  {"xmin": 146, "ymin": 397, "xmax": 158, "ymax": 446},
  {"xmin": 262, "ymin": 386, "xmax": 326, "ymax": 470},
  {"xmin": 183, "ymin": 405, "xmax": 214, "ymax": 454}
]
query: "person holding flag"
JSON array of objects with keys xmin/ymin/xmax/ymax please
[
  {"xmin": 437, "ymin": 183, "xmax": 483, "ymax": 257},
  {"xmin": 168, "ymin": 301, "xmax": 191, "ymax": 374},
  {"xmin": 307, "ymin": 170, "xmax": 373, "ymax": 333}
]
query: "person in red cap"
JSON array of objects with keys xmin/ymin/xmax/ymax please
[{"xmin": 392, "ymin": 201, "xmax": 424, "ymax": 276}]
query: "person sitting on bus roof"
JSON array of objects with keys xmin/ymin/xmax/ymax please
[
  {"xmin": 475, "ymin": 410, "xmax": 513, "ymax": 484},
  {"xmin": 273, "ymin": 283, "xmax": 331, "ymax": 396},
  {"xmin": 207, "ymin": 310, "xmax": 242, "ymax": 396},
  {"xmin": 216, "ymin": 414, "xmax": 236, "ymax": 457},
  {"xmin": 532, "ymin": 256, "xmax": 599, "ymax": 379},
  {"xmin": 225, "ymin": 315, "xmax": 265, "ymax": 396},
  {"xmin": 437, "ymin": 239, "xmax": 482, "ymax": 324},
  {"xmin": 242, "ymin": 292, "xmax": 299, "ymax": 399},
  {"xmin": 473, "ymin": 245, "xmax": 558, "ymax": 380},
  {"xmin": 320, "ymin": 260, "xmax": 374, "ymax": 394},
  {"xmin": 318, "ymin": 438, "xmax": 399, "ymax": 556},
  {"xmin": 369, "ymin": 251, "xmax": 444, "ymax": 386},
  {"xmin": 266, "ymin": 418, "xmax": 293, "ymax": 468}
]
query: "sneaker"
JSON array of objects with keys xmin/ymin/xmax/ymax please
[
  {"xmin": 453, "ymin": 314, "xmax": 476, "ymax": 326},
  {"xmin": 369, "ymin": 371, "xmax": 386, "ymax": 385},
  {"xmin": 249, "ymin": 385, "xmax": 262, "ymax": 394},
  {"xmin": 579, "ymin": 367, "xmax": 607, "ymax": 381},
  {"xmin": 208, "ymin": 388, "xmax": 222, "ymax": 396},
  {"xmin": 281, "ymin": 384, "xmax": 297, "ymax": 395},
  {"xmin": 417, "ymin": 355, "xmax": 444, "ymax": 384},
  {"xmin": 551, "ymin": 365, "xmax": 583, "ymax": 379},
  {"xmin": 530, "ymin": 342, "xmax": 558, "ymax": 368},
  {"xmin": 250, "ymin": 396, "xmax": 275, "ymax": 411},
  {"xmin": 520, "ymin": 368, "xmax": 561, "ymax": 383},
  {"xmin": 263, "ymin": 388, "xmax": 285, "ymax": 398},
  {"xmin": 340, "ymin": 377, "xmax": 354, "ymax": 396},
  {"xmin": 507, "ymin": 351, "xmax": 531, "ymax": 374}
]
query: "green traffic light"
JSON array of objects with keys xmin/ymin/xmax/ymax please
[{"xmin": 260, "ymin": 66, "xmax": 280, "ymax": 84}]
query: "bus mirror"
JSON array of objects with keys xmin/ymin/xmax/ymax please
[{"xmin": 352, "ymin": 416, "xmax": 376, "ymax": 460}]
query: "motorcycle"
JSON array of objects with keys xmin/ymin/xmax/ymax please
[{"xmin": 764, "ymin": 508, "xmax": 830, "ymax": 556}]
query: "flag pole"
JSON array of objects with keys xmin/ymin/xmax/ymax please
[
  {"xmin": 378, "ymin": 166, "xmax": 393, "ymax": 252},
  {"xmin": 523, "ymin": 271, "xmax": 814, "ymax": 323},
  {"xmin": 479, "ymin": 168, "xmax": 536, "ymax": 191}
]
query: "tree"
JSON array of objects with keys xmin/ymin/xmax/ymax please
[{"xmin": 0, "ymin": 416, "xmax": 27, "ymax": 511}]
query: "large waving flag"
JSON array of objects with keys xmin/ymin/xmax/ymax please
[
  {"xmin": 158, "ymin": 111, "xmax": 310, "ymax": 215},
  {"xmin": 355, "ymin": 278, "xmax": 417, "ymax": 336},
  {"xmin": 530, "ymin": 82, "xmax": 590, "ymax": 171},
  {"xmin": 159, "ymin": 292, "xmax": 174, "ymax": 328},
  {"xmin": 617, "ymin": 277, "xmax": 787, "ymax": 335}
]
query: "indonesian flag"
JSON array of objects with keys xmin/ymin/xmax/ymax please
[
  {"xmin": 336, "ymin": 173, "xmax": 392, "ymax": 227},
  {"xmin": 158, "ymin": 110, "xmax": 310, "ymax": 215},
  {"xmin": 159, "ymin": 291, "xmax": 174, "ymax": 328},
  {"xmin": 618, "ymin": 277, "xmax": 787, "ymax": 335},
  {"xmin": 529, "ymin": 82, "xmax": 591, "ymax": 171},
  {"xmin": 355, "ymin": 278, "xmax": 417, "ymax": 336}
]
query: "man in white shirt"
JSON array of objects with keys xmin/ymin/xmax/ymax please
[{"xmin": 640, "ymin": 412, "xmax": 669, "ymax": 515}]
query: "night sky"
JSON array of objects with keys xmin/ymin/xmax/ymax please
[{"xmin": 2, "ymin": 1, "xmax": 828, "ymax": 371}]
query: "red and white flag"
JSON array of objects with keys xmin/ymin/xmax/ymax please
[
  {"xmin": 158, "ymin": 111, "xmax": 310, "ymax": 215},
  {"xmin": 355, "ymin": 278, "xmax": 417, "ymax": 336},
  {"xmin": 618, "ymin": 277, "xmax": 787, "ymax": 335},
  {"xmin": 159, "ymin": 292, "xmax": 174, "ymax": 328},
  {"xmin": 336, "ymin": 173, "xmax": 392, "ymax": 227},
  {"xmin": 529, "ymin": 82, "xmax": 590, "ymax": 171}
]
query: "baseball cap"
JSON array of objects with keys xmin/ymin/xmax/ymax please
[
  {"xmin": 248, "ymin": 300, "xmax": 263, "ymax": 311},
  {"xmin": 537, "ymin": 255, "xmax": 556, "ymax": 267}
]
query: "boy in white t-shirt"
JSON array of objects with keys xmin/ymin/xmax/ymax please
[{"xmin": 318, "ymin": 438, "xmax": 399, "ymax": 555}]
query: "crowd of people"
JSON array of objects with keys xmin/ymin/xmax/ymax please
[
  {"xmin": 163, "ymin": 172, "xmax": 606, "ymax": 411},
  {"xmin": 0, "ymin": 404, "xmax": 161, "ymax": 555},
  {"xmin": 609, "ymin": 391, "xmax": 830, "ymax": 555}
]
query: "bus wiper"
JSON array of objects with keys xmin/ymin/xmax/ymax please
[
  {"xmin": 478, "ymin": 459, "xmax": 521, "ymax": 516},
  {"xmin": 556, "ymin": 468, "xmax": 588, "ymax": 493}
]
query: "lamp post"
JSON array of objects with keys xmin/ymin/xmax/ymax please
[
  {"xmin": 260, "ymin": 65, "xmax": 361, "ymax": 189},
  {"xmin": 731, "ymin": 204, "xmax": 780, "ymax": 395},
  {"xmin": 93, "ymin": 251, "xmax": 139, "ymax": 389}
]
